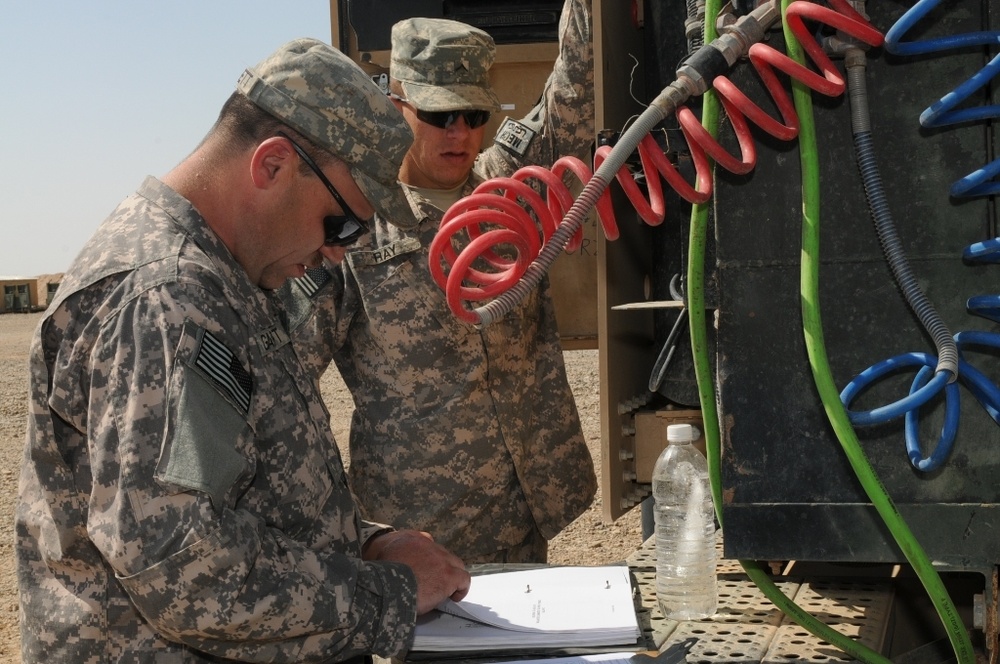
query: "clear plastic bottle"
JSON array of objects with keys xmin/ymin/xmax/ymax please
[{"xmin": 652, "ymin": 423, "xmax": 718, "ymax": 620}]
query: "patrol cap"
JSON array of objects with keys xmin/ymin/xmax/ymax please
[
  {"xmin": 237, "ymin": 38, "xmax": 414, "ymax": 222},
  {"xmin": 390, "ymin": 18, "xmax": 502, "ymax": 113}
]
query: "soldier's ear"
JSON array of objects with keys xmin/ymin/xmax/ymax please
[{"xmin": 250, "ymin": 136, "xmax": 296, "ymax": 190}]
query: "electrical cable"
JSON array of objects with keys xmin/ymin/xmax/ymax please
[
  {"xmin": 836, "ymin": 51, "xmax": 960, "ymax": 470},
  {"xmin": 848, "ymin": 60, "xmax": 959, "ymax": 386}
]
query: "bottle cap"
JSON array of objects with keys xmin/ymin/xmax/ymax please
[{"xmin": 667, "ymin": 423, "xmax": 699, "ymax": 442}]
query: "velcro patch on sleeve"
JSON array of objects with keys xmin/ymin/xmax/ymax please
[
  {"xmin": 296, "ymin": 266, "xmax": 333, "ymax": 298},
  {"xmin": 494, "ymin": 117, "xmax": 537, "ymax": 158},
  {"xmin": 194, "ymin": 330, "xmax": 252, "ymax": 414}
]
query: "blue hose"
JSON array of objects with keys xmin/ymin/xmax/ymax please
[
  {"xmin": 841, "ymin": 353, "xmax": 951, "ymax": 426},
  {"xmin": 902, "ymin": 365, "xmax": 961, "ymax": 471},
  {"xmin": 840, "ymin": 1, "xmax": 1000, "ymax": 471},
  {"xmin": 952, "ymin": 331, "xmax": 1000, "ymax": 422},
  {"xmin": 884, "ymin": 0, "xmax": 1000, "ymax": 196},
  {"xmin": 963, "ymin": 237, "xmax": 1000, "ymax": 263}
]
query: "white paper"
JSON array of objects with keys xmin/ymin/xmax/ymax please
[
  {"xmin": 413, "ymin": 565, "xmax": 641, "ymax": 652},
  {"xmin": 500, "ymin": 653, "xmax": 639, "ymax": 664}
]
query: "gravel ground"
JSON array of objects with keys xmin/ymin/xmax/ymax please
[{"xmin": 0, "ymin": 311, "xmax": 642, "ymax": 661}]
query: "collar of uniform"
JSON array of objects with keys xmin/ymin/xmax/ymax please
[
  {"xmin": 136, "ymin": 176, "xmax": 283, "ymax": 334},
  {"xmin": 348, "ymin": 172, "xmax": 484, "ymax": 267},
  {"xmin": 403, "ymin": 174, "xmax": 481, "ymax": 228}
]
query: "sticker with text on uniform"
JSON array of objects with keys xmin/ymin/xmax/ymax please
[{"xmin": 494, "ymin": 117, "xmax": 536, "ymax": 158}]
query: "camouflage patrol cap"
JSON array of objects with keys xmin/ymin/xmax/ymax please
[
  {"xmin": 390, "ymin": 18, "xmax": 502, "ymax": 112},
  {"xmin": 237, "ymin": 38, "xmax": 414, "ymax": 222}
]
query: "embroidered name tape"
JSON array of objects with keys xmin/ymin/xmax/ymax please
[
  {"xmin": 349, "ymin": 237, "xmax": 421, "ymax": 267},
  {"xmin": 256, "ymin": 325, "xmax": 290, "ymax": 354}
]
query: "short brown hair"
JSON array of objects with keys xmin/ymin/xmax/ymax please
[{"xmin": 207, "ymin": 92, "xmax": 332, "ymax": 170}]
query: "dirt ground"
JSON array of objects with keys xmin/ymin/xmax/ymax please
[{"xmin": 0, "ymin": 311, "xmax": 643, "ymax": 661}]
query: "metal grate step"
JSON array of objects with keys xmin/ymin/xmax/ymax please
[{"xmin": 628, "ymin": 536, "xmax": 894, "ymax": 663}]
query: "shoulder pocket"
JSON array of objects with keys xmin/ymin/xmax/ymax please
[{"xmin": 157, "ymin": 323, "xmax": 254, "ymax": 511}]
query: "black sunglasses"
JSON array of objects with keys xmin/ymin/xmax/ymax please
[
  {"xmin": 275, "ymin": 131, "xmax": 369, "ymax": 247},
  {"xmin": 389, "ymin": 93, "xmax": 491, "ymax": 129}
]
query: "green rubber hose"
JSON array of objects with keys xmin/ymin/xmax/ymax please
[
  {"xmin": 783, "ymin": 3, "xmax": 974, "ymax": 661},
  {"xmin": 688, "ymin": 1, "xmax": 970, "ymax": 661}
]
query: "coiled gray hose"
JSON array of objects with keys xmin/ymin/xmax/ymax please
[{"xmin": 847, "ymin": 53, "xmax": 958, "ymax": 380}]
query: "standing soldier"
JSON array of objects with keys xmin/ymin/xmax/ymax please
[
  {"xmin": 16, "ymin": 38, "xmax": 469, "ymax": 664},
  {"xmin": 285, "ymin": 0, "xmax": 597, "ymax": 564}
]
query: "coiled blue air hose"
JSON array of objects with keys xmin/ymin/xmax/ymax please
[
  {"xmin": 838, "ymin": 54, "xmax": 957, "ymax": 470},
  {"xmin": 885, "ymin": 0, "xmax": 1000, "ymax": 196},
  {"xmin": 840, "ymin": 0, "xmax": 1000, "ymax": 472}
]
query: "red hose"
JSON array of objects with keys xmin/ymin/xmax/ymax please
[{"xmin": 430, "ymin": 0, "xmax": 884, "ymax": 324}]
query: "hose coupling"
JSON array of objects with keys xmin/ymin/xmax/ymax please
[{"xmin": 676, "ymin": 0, "xmax": 782, "ymax": 94}]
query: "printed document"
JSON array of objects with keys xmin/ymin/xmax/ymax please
[
  {"xmin": 498, "ymin": 653, "xmax": 639, "ymax": 664},
  {"xmin": 412, "ymin": 565, "xmax": 641, "ymax": 652}
]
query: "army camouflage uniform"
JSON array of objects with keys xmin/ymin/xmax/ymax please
[
  {"xmin": 17, "ymin": 39, "xmax": 420, "ymax": 664},
  {"xmin": 286, "ymin": 0, "xmax": 597, "ymax": 563},
  {"xmin": 16, "ymin": 178, "xmax": 416, "ymax": 663}
]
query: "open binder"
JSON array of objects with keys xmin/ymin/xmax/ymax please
[{"xmin": 412, "ymin": 565, "xmax": 643, "ymax": 653}]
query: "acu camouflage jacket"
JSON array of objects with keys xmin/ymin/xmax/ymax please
[
  {"xmin": 285, "ymin": 0, "xmax": 598, "ymax": 562},
  {"xmin": 16, "ymin": 177, "xmax": 416, "ymax": 663}
]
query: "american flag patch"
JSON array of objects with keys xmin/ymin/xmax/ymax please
[
  {"xmin": 297, "ymin": 266, "xmax": 333, "ymax": 299},
  {"xmin": 195, "ymin": 331, "xmax": 252, "ymax": 413}
]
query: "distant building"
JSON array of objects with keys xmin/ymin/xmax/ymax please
[{"xmin": 0, "ymin": 274, "xmax": 62, "ymax": 314}]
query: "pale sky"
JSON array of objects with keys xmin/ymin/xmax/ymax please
[{"xmin": 0, "ymin": 1, "xmax": 334, "ymax": 277}]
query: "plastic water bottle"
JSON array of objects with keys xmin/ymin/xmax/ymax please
[{"xmin": 653, "ymin": 423, "xmax": 718, "ymax": 620}]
